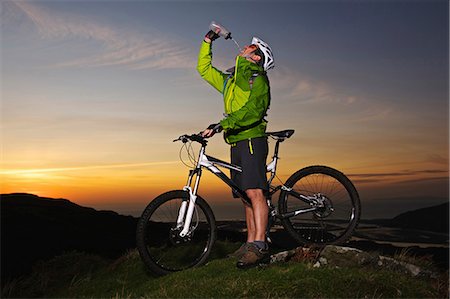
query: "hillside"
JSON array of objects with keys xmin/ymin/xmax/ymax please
[
  {"xmin": 389, "ymin": 202, "xmax": 449, "ymax": 233},
  {"xmin": 1, "ymin": 193, "xmax": 137, "ymax": 280},
  {"xmin": 2, "ymin": 193, "xmax": 448, "ymax": 283},
  {"xmin": 2, "ymin": 244, "xmax": 447, "ymax": 298}
]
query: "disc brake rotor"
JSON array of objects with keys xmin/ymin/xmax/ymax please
[
  {"xmin": 313, "ymin": 194, "xmax": 334, "ymax": 218},
  {"xmin": 169, "ymin": 227, "xmax": 193, "ymax": 245}
]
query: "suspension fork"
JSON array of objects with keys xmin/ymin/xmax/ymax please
[{"xmin": 178, "ymin": 146, "xmax": 205, "ymax": 237}]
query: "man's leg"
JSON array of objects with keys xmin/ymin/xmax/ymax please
[
  {"xmin": 233, "ymin": 137, "xmax": 269, "ymax": 267},
  {"xmin": 244, "ymin": 204, "xmax": 256, "ymax": 242},
  {"xmin": 236, "ymin": 188, "xmax": 269, "ymax": 268},
  {"xmin": 245, "ymin": 189, "xmax": 268, "ymax": 242}
]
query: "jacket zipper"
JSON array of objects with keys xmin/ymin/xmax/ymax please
[{"xmin": 224, "ymin": 56, "xmax": 239, "ymax": 113}]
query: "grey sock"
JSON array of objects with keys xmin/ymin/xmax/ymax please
[{"xmin": 253, "ymin": 240, "xmax": 268, "ymax": 250}]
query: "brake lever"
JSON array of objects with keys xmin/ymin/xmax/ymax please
[
  {"xmin": 173, "ymin": 133, "xmax": 207, "ymax": 145},
  {"xmin": 173, "ymin": 134, "xmax": 188, "ymax": 143}
]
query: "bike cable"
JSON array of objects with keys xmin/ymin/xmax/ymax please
[
  {"xmin": 187, "ymin": 141, "xmax": 198, "ymax": 166},
  {"xmin": 178, "ymin": 141, "xmax": 198, "ymax": 168},
  {"xmin": 275, "ymin": 173, "xmax": 290, "ymax": 190}
]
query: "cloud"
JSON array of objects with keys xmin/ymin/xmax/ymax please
[
  {"xmin": 426, "ymin": 154, "xmax": 449, "ymax": 165},
  {"xmin": 269, "ymin": 66, "xmax": 394, "ymax": 124},
  {"xmin": 271, "ymin": 66, "xmax": 360, "ymax": 105},
  {"xmin": 396, "ymin": 176, "xmax": 449, "ymax": 185},
  {"xmin": 0, "ymin": 161, "xmax": 179, "ymax": 175},
  {"xmin": 6, "ymin": 1, "xmax": 195, "ymax": 70},
  {"xmin": 347, "ymin": 169, "xmax": 449, "ymax": 186},
  {"xmin": 349, "ymin": 169, "xmax": 448, "ymax": 178},
  {"xmin": 348, "ymin": 106, "xmax": 393, "ymax": 122}
]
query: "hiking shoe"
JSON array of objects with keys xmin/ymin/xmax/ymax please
[
  {"xmin": 236, "ymin": 243, "xmax": 270, "ymax": 269},
  {"xmin": 227, "ymin": 242, "xmax": 250, "ymax": 259}
]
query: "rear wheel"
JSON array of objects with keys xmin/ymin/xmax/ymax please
[
  {"xmin": 136, "ymin": 190, "xmax": 216, "ymax": 275},
  {"xmin": 278, "ymin": 166, "xmax": 360, "ymax": 245}
]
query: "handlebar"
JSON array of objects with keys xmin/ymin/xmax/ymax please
[{"xmin": 173, "ymin": 133, "xmax": 208, "ymax": 146}]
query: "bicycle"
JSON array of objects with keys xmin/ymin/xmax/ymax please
[{"xmin": 136, "ymin": 129, "xmax": 361, "ymax": 275}]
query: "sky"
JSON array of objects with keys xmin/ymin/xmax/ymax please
[{"xmin": 1, "ymin": 0, "xmax": 448, "ymax": 219}]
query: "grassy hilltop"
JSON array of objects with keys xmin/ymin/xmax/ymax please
[
  {"xmin": 3, "ymin": 241, "xmax": 447, "ymax": 299},
  {"xmin": 2, "ymin": 193, "xmax": 448, "ymax": 298}
]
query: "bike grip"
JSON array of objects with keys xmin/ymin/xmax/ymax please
[{"xmin": 190, "ymin": 134, "xmax": 204, "ymax": 143}]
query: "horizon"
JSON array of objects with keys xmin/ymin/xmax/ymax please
[
  {"xmin": 1, "ymin": 192, "xmax": 448, "ymax": 221},
  {"xmin": 1, "ymin": 1, "xmax": 448, "ymax": 220}
]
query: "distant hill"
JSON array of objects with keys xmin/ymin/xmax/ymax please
[
  {"xmin": 389, "ymin": 202, "xmax": 449, "ymax": 233},
  {"xmin": 1, "ymin": 193, "xmax": 138, "ymax": 280}
]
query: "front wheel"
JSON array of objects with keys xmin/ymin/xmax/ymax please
[
  {"xmin": 136, "ymin": 190, "xmax": 216, "ymax": 276},
  {"xmin": 278, "ymin": 166, "xmax": 360, "ymax": 246}
]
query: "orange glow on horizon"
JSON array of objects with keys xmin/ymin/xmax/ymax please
[
  {"xmin": 2, "ymin": 159, "xmax": 447, "ymax": 208},
  {"xmin": 1, "ymin": 131, "xmax": 448, "ymax": 214}
]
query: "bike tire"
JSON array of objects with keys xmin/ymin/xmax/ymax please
[
  {"xmin": 278, "ymin": 165, "xmax": 361, "ymax": 246},
  {"xmin": 136, "ymin": 190, "xmax": 216, "ymax": 276}
]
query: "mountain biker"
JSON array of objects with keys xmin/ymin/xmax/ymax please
[{"xmin": 197, "ymin": 28, "xmax": 274, "ymax": 269}]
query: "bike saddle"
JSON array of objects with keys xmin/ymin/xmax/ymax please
[{"xmin": 266, "ymin": 129, "xmax": 295, "ymax": 139}]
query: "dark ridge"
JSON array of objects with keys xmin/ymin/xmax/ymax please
[
  {"xmin": 389, "ymin": 202, "xmax": 449, "ymax": 233},
  {"xmin": 1, "ymin": 193, "xmax": 138, "ymax": 281}
]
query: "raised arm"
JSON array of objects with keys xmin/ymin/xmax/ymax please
[{"xmin": 196, "ymin": 40, "xmax": 228, "ymax": 93}]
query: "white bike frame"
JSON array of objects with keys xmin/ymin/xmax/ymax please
[
  {"xmin": 176, "ymin": 137, "xmax": 322, "ymax": 238},
  {"xmin": 178, "ymin": 145, "xmax": 270, "ymax": 237}
]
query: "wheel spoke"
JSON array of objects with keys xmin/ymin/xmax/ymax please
[
  {"xmin": 136, "ymin": 191, "xmax": 216, "ymax": 275},
  {"xmin": 279, "ymin": 167, "xmax": 360, "ymax": 245}
]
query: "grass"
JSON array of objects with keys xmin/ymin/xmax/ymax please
[
  {"xmin": 393, "ymin": 247, "xmax": 438, "ymax": 270},
  {"xmin": 3, "ymin": 241, "xmax": 448, "ymax": 298}
]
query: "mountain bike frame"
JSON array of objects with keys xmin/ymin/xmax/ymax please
[{"xmin": 176, "ymin": 135, "xmax": 327, "ymax": 238}]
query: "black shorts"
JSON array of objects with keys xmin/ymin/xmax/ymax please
[{"xmin": 230, "ymin": 137, "xmax": 268, "ymax": 198}]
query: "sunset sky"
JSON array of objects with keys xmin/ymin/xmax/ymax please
[{"xmin": 1, "ymin": 0, "xmax": 448, "ymax": 219}]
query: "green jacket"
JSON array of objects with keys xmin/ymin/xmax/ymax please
[{"xmin": 197, "ymin": 41, "xmax": 270, "ymax": 144}]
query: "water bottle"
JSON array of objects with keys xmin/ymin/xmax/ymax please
[
  {"xmin": 209, "ymin": 21, "xmax": 232, "ymax": 40},
  {"xmin": 209, "ymin": 21, "xmax": 241, "ymax": 51}
]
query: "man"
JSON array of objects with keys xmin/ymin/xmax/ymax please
[{"xmin": 197, "ymin": 28, "xmax": 274, "ymax": 269}]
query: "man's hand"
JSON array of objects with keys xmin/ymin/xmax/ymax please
[
  {"xmin": 201, "ymin": 123, "xmax": 222, "ymax": 138},
  {"xmin": 201, "ymin": 128, "xmax": 215, "ymax": 138},
  {"xmin": 204, "ymin": 30, "xmax": 220, "ymax": 43}
]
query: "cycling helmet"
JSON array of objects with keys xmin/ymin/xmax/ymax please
[{"xmin": 251, "ymin": 37, "xmax": 274, "ymax": 71}]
